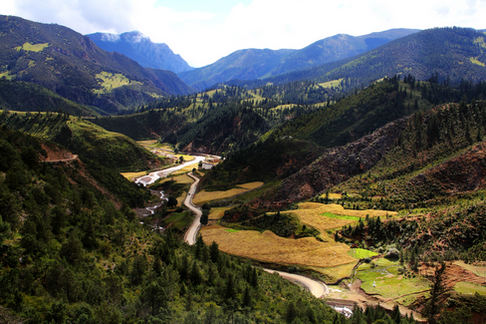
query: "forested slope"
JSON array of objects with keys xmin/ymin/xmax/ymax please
[{"xmin": 0, "ymin": 112, "xmax": 162, "ymax": 206}]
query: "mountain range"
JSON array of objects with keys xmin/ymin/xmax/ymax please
[
  {"xmin": 87, "ymin": 31, "xmax": 193, "ymax": 74},
  {"xmin": 177, "ymin": 28, "xmax": 420, "ymax": 89},
  {"xmin": 265, "ymin": 27, "xmax": 486, "ymax": 86}
]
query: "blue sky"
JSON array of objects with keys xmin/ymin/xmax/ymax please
[{"xmin": 2, "ymin": 0, "xmax": 486, "ymax": 67}]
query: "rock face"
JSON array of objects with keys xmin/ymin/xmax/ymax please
[
  {"xmin": 407, "ymin": 142, "xmax": 486, "ymax": 199},
  {"xmin": 273, "ymin": 117, "xmax": 409, "ymax": 203},
  {"xmin": 87, "ymin": 31, "xmax": 193, "ymax": 73}
]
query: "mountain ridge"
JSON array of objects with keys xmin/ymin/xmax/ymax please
[
  {"xmin": 87, "ymin": 31, "xmax": 193, "ymax": 74},
  {"xmin": 178, "ymin": 28, "xmax": 420, "ymax": 90}
]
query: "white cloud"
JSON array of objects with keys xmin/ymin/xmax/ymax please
[{"xmin": 3, "ymin": 0, "xmax": 486, "ymax": 67}]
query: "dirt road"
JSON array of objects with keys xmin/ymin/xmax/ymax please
[
  {"xmin": 183, "ymin": 172, "xmax": 202, "ymax": 245},
  {"xmin": 264, "ymin": 269, "xmax": 329, "ymax": 298}
]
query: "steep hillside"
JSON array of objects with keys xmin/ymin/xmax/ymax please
[
  {"xmin": 171, "ymin": 103, "xmax": 270, "ymax": 155},
  {"xmin": 91, "ymin": 81, "xmax": 328, "ymax": 152},
  {"xmin": 0, "ymin": 79, "xmax": 99, "ymax": 116},
  {"xmin": 0, "ymin": 112, "xmax": 166, "ymax": 206},
  {"xmin": 90, "ymin": 109, "xmax": 186, "ymax": 140},
  {"xmin": 269, "ymin": 76, "xmax": 428, "ymax": 148},
  {"xmin": 0, "ymin": 112, "xmax": 163, "ymax": 172},
  {"xmin": 0, "ymin": 15, "xmax": 192, "ymax": 114},
  {"xmin": 179, "ymin": 29, "xmax": 418, "ymax": 90},
  {"xmin": 203, "ymin": 77, "xmax": 429, "ymax": 191},
  {"xmin": 87, "ymin": 31, "xmax": 193, "ymax": 73}
]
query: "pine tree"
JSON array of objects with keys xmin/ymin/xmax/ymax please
[{"xmin": 425, "ymin": 262, "xmax": 446, "ymax": 324}]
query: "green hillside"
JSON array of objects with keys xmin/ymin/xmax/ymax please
[
  {"xmin": 0, "ymin": 112, "xmax": 166, "ymax": 206},
  {"xmin": 0, "ymin": 79, "xmax": 99, "ymax": 116}
]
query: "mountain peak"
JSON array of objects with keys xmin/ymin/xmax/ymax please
[
  {"xmin": 120, "ymin": 31, "xmax": 150, "ymax": 43},
  {"xmin": 87, "ymin": 31, "xmax": 193, "ymax": 73}
]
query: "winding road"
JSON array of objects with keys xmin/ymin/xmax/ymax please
[
  {"xmin": 183, "ymin": 172, "xmax": 202, "ymax": 245},
  {"xmin": 182, "ymin": 172, "xmax": 329, "ymax": 299}
]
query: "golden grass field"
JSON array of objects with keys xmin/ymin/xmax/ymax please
[
  {"xmin": 319, "ymin": 192, "xmax": 343, "ymax": 199},
  {"xmin": 454, "ymin": 261, "xmax": 486, "ymax": 277},
  {"xmin": 93, "ymin": 72, "xmax": 142, "ymax": 94},
  {"xmin": 309, "ymin": 263, "xmax": 357, "ymax": 281},
  {"xmin": 208, "ymin": 206, "xmax": 233, "ymax": 220},
  {"xmin": 120, "ymin": 171, "xmax": 147, "ymax": 181},
  {"xmin": 160, "ymin": 173, "xmax": 194, "ymax": 184},
  {"xmin": 319, "ymin": 78, "xmax": 344, "ymax": 89},
  {"xmin": 193, "ymin": 182, "xmax": 264, "ymax": 205},
  {"xmin": 288, "ymin": 203, "xmax": 397, "ymax": 233},
  {"xmin": 200, "ymin": 226, "xmax": 356, "ymax": 269}
]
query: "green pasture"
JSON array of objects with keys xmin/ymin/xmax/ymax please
[
  {"xmin": 356, "ymin": 258, "xmax": 430, "ymax": 305},
  {"xmin": 348, "ymin": 248, "xmax": 379, "ymax": 259},
  {"xmin": 320, "ymin": 212, "xmax": 361, "ymax": 221},
  {"xmin": 454, "ymin": 282, "xmax": 486, "ymax": 296}
]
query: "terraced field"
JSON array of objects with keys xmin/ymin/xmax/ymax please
[
  {"xmin": 193, "ymin": 181, "xmax": 263, "ymax": 205},
  {"xmin": 287, "ymin": 202, "xmax": 397, "ymax": 233},
  {"xmin": 200, "ymin": 225, "xmax": 356, "ymax": 272}
]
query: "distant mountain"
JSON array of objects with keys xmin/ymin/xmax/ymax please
[
  {"xmin": 178, "ymin": 48, "xmax": 295, "ymax": 90},
  {"xmin": 269, "ymin": 27, "xmax": 486, "ymax": 86},
  {"xmin": 266, "ymin": 29, "xmax": 420, "ymax": 77},
  {"xmin": 178, "ymin": 29, "xmax": 419, "ymax": 90},
  {"xmin": 87, "ymin": 31, "xmax": 193, "ymax": 73},
  {"xmin": 0, "ymin": 15, "xmax": 194, "ymax": 115}
]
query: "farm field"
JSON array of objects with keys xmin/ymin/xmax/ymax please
[
  {"xmin": 309, "ymin": 263, "xmax": 357, "ymax": 281},
  {"xmin": 287, "ymin": 202, "xmax": 397, "ymax": 233},
  {"xmin": 193, "ymin": 181, "xmax": 264, "ymax": 205},
  {"xmin": 159, "ymin": 173, "xmax": 194, "ymax": 185},
  {"xmin": 199, "ymin": 225, "xmax": 356, "ymax": 280},
  {"xmin": 454, "ymin": 261, "xmax": 486, "ymax": 277},
  {"xmin": 454, "ymin": 282, "xmax": 486, "ymax": 296},
  {"xmin": 208, "ymin": 206, "xmax": 233, "ymax": 220},
  {"xmin": 121, "ymin": 171, "xmax": 147, "ymax": 181},
  {"xmin": 355, "ymin": 258, "xmax": 430, "ymax": 306}
]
